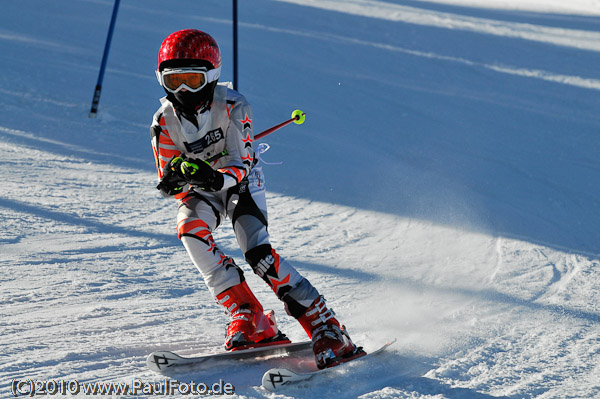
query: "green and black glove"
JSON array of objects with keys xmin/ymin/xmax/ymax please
[
  {"xmin": 179, "ymin": 158, "xmax": 224, "ymax": 192},
  {"xmin": 156, "ymin": 156, "xmax": 187, "ymax": 196}
]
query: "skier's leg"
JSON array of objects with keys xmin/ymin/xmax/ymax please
[
  {"xmin": 228, "ymin": 168, "xmax": 362, "ymax": 366},
  {"xmin": 227, "ymin": 169, "xmax": 319, "ymax": 318},
  {"xmin": 177, "ymin": 193, "xmax": 278, "ymax": 349},
  {"xmin": 177, "ymin": 194, "xmax": 243, "ymax": 296}
]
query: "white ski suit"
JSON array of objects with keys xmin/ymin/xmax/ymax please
[{"xmin": 150, "ymin": 83, "xmax": 319, "ymax": 318}]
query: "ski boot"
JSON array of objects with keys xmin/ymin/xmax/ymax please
[
  {"xmin": 297, "ymin": 296, "xmax": 364, "ymax": 369},
  {"xmin": 217, "ymin": 281, "xmax": 289, "ymax": 351}
]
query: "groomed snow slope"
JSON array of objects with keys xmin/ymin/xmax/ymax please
[{"xmin": 1, "ymin": 0, "xmax": 599, "ymax": 398}]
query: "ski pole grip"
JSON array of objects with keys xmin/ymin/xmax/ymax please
[
  {"xmin": 254, "ymin": 110, "xmax": 306, "ymax": 141},
  {"xmin": 291, "ymin": 109, "xmax": 306, "ymax": 125}
]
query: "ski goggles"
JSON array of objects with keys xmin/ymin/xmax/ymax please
[{"xmin": 156, "ymin": 67, "xmax": 221, "ymax": 93}]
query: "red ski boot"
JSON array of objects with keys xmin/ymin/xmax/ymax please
[
  {"xmin": 216, "ymin": 282, "xmax": 289, "ymax": 350},
  {"xmin": 297, "ymin": 296, "xmax": 364, "ymax": 369}
]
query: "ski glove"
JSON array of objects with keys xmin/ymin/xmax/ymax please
[
  {"xmin": 156, "ymin": 156, "xmax": 187, "ymax": 196},
  {"xmin": 180, "ymin": 158, "xmax": 224, "ymax": 192}
]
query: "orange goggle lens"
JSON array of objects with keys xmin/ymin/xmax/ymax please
[{"xmin": 163, "ymin": 71, "xmax": 207, "ymax": 92}]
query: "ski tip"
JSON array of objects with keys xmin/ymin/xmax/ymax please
[
  {"xmin": 261, "ymin": 368, "xmax": 303, "ymax": 392},
  {"xmin": 146, "ymin": 350, "xmax": 184, "ymax": 373},
  {"xmin": 368, "ymin": 338, "xmax": 397, "ymax": 355},
  {"xmin": 260, "ymin": 339, "xmax": 397, "ymax": 391}
]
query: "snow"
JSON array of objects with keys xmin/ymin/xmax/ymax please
[
  {"xmin": 1, "ymin": 0, "xmax": 599, "ymax": 398},
  {"xmin": 411, "ymin": 0, "xmax": 600, "ymax": 16}
]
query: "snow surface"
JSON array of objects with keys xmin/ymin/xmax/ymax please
[
  {"xmin": 412, "ymin": 0, "xmax": 600, "ymax": 16},
  {"xmin": 1, "ymin": 0, "xmax": 599, "ymax": 398}
]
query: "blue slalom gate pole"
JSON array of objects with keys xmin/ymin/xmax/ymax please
[
  {"xmin": 233, "ymin": 0, "xmax": 238, "ymax": 91},
  {"xmin": 89, "ymin": 0, "xmax": 121, "ymax": 118}
]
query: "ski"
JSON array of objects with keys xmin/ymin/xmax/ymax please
[
  {"xmin": 261, "ymin": 339, "xmax": 396, "ymax": 392},
  {"xmin": 146, "ymin": 341, "xmax": 312, "ymax": 373}
]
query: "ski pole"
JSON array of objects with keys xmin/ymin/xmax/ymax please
[
  {"xmin": 254, "ymin": 109, "xmax": 306, "ymax": 141},
  {"xmin": 200, "ymin": 110, "xmax": 306, "ymax": 164}
]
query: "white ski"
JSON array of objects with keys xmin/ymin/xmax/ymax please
[
  {"xmin": 147, "ymin": 341, "xmax": 312, "ymax": 373},
  {"xmin": 261, "ymin": 339, "xmax": 396, "ymax": 392}
]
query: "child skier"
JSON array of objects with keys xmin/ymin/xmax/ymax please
[{"xmin": 150, "ymin": 29, "xmax": 361, "ymax": 368}]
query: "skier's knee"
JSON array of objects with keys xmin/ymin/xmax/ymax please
[{"xmin": 245, "ymin": 244, "xmax": 274, "ymax": 277}]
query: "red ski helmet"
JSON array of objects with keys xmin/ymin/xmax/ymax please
[
  {"xmin": 158, "ymin": 29, "xmax": 221, "ymax": 72},
  {"xmin": 157, "ymin": 29, "xmax": 222, "ymax": 115}
]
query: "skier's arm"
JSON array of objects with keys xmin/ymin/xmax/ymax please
[{"xmin": 150, "ymin": 112, "xmax": 188, "ymax": 198}]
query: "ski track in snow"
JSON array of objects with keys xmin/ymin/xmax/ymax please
[
  {"xmin": 1, "ymin": 0, "xmax": 600, "ymax": 398},
  {"xmin": 411, "ymin": 0, "xmax": 600, "ymax": 16},
  {"xmin": 275, "ymin": 0, "xmax": 600, "ymax": 51}
]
